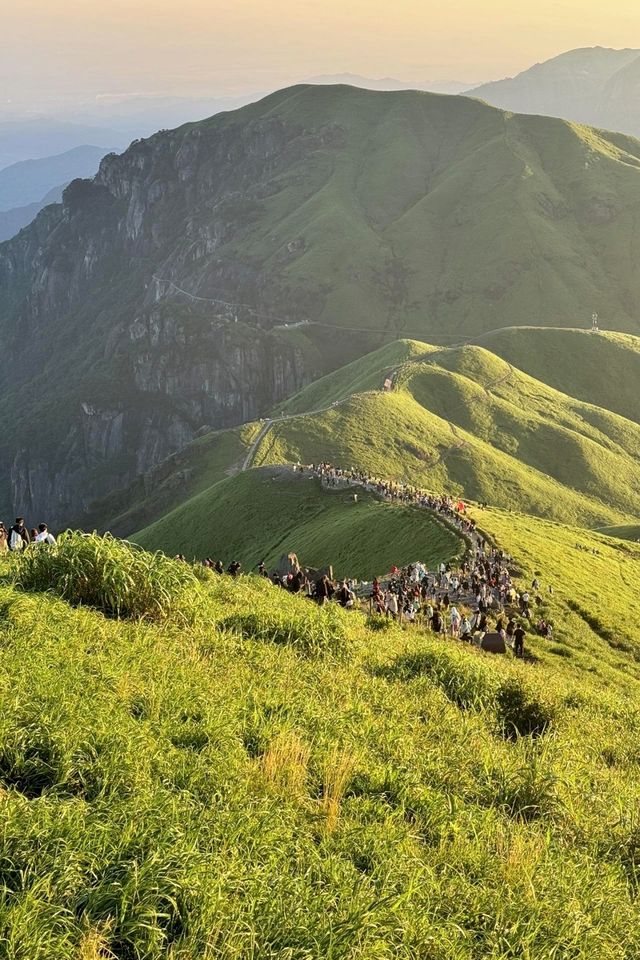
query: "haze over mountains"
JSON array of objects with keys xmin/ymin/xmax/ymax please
[
  {"xmin": 472, "ymin": 46, "xmax": 640, "ymax": 137},
  {"xmin": 0, "ymin": 145, "xmax": 114, "ymax": 211},
  {"xmin": 1, "ymin": 82, "xmax": 640, "ymax": 528}
]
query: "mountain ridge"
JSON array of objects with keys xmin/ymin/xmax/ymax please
[
  {"xmin": 472, "ymin": 46, "xmax": 640, "ymax": 138},
  {"xmin": 3, "ymin": 83, "xmax": 640, "ymax": 524}
]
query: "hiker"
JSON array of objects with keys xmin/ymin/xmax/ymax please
[
  {"xmin": 257, "ymin": 561, "xmax": 269, "ymax": 578},
  {"xmin": 0, "ymin": 522, "xmax": 7, "ymax": 552},
  {"xmin": 9, "ymin": 518, "xmax": 29, "ymax": 551},
  {"xmin": 337, "ymin": 580, "xmax": 355, "ymax": 608},
  {"xmin": 315, "ymin": 575, "xmax": 331, "ymax": 606},
  {"xmin": 227, "ymin": 561, "xmax": 241, "ymax": 578},
  {"xmin": 386, "ymin": 591, "xmax": 399, "ymax": 620},
  {"xmin": 450, "ymin": 606, "xmax": 461, "ymax": 637},
  {"xmin": 513, "ymin": 623, "xmax": 526, "ymax": 658},
  {"xmin": 34, "ymin": 523, "xmax": 56, "ymax": 545},
  {"xmin": 460, "ymin": 615, "xmax": 473, "ymax": 642}
]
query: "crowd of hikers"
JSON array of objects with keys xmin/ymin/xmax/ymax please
[
  {"xmin": 0, "ymin": 518, "xmax": 56, "ymax": 551},
  {"xmin": 188, "ymin": 462, "xmax": 552, "ymax": 658},
  {"xmin": 3, "ymin": 466, "xmax": 552, "ymax": 659}
]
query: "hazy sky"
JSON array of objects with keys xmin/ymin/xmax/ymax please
[{"xmin": 4, "ymin": 0, "xmax": 640, "ymax": 109}]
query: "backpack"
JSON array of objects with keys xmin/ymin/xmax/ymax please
[{"xmin": 9, "ymin": 530, "xmax": 23, "ymax": 551}]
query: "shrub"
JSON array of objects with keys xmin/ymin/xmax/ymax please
[
  {"xmin": 14, "ymin": 532, "xmax": 199, "ymax": 622},
  {"xmin": 220, "ymin": 604, "xmax": 348, "ymax": 656},
  {"xmin": 387, "ymin": 648, "xmax": 494, "ymax": 709},
  {"xmin": 495, "ymin": 677, "xmax": 558, "ymax": 739}
]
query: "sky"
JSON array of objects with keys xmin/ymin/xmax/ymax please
[{"xmin": 4, "ymin": 0, "xmax": 640, "ymax": 111}]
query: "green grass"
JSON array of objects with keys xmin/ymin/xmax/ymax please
[
  {"xmin": 256, "ymin": 389, "xmax": 633, "ymax": 528},
  {"xmin": 478, "ymin": 327, "xmax": 640, "ymax": 425},
  {"xmin": 596, "ymin": 524, "xmax": 640, "ymax": 542},
  {"xmin": 2, "ymin": 520, "xmax": 640, "ymax": 956},
  {"xmin": 135, "ymin": 467, "xmax": 465, "ymax": 578},
  {"xmin": 108, "ymin": 332, "xmax": 640, "ymax": 544}
]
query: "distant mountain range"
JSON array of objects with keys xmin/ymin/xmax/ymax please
[
  {"xmin": 0, "ymin": 119, "xmax": 123, "ymax": 170},
  {"xmin": 0, "ymin": 184, "xmax": 65, "ymax": 243},
  {"xmin": 2, "ymin": 83, "xmax": 640, "ymax": 526},
  {"xmin": 305, "ymin": 74, "xmax": 472, "ymax": 95},
  {"xmin": 471, "ymin": 47, "xmax": 640, "ymax": 136},
  {"xmin": 0, "ymin": 145, "xmax": 114, "ymax": 211}
]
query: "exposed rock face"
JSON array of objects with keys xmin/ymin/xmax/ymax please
[{"xmin": 0, "ymin": 103, "xmax": 328, "ymax": 524}]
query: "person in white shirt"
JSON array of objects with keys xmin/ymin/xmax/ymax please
[{"xmin": 35, "ymin": 523, "xmax": 56, "ymax": 545}]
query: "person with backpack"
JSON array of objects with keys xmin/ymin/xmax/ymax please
[
  {"xmin": 9, "ymin": 518, "xmax": 29, "ymax": 551},
  {"xmin": 34, "ymin": 523, "xmax": 56, "ymax": 545}
]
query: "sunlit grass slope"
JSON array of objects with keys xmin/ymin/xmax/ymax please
[
  {"xmin": 102, "ymin": 332, "xmax": 640, "ymax": 539},
  {"xmin": 3, "ymin": 526, "xmax": 640, "ymax": 956},
  {"xmin": 134, "ymin": 467, "xmax": 465, "ymax": 578},
  {"xmin": 479, "ymin": 327, "xmax": 640, "ymax": 424},
  {"xmin": 256, "ymin": 391, "xmax": 632, "ymax": 528}
]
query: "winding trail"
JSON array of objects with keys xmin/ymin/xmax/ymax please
[{"xmin": 241, "ymin": 337, "xmax": 516, "ymax": 473}]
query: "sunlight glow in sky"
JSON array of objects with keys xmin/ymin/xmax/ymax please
[{"xmin": 5, "ymin": 0, "xmax": 640, "ymax": 108}]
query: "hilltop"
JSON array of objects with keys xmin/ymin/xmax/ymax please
[
  {"xmin": 123, "ymin": 331, "xmax": 640, "ymax": 558},
  {"xmin": 3, "ymin": 84, "xmax": 640, "ymax": 524}
]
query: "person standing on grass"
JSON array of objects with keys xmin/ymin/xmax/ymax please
[
  {"xmin": 386, "ymin": 591, "xmax": 399, "ymax": 620},
  {"xmin": 9, "ymin": 518, "xmax": 29, "ymax": 551},
  {"xmin": 514, "ymin": 622, "xmax": 526, "ymax": 658},
  {"xmin": 0, "ymin": 522, "xmax": 7, "ymax": 552},
  {"xmin": 450, "ymin": 606, "xmax": 461, "ymax": 637},
  {"xmin": 315, "ymin": 575, "xmax": 330, "ymax": 606}
]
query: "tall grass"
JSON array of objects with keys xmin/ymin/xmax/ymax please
[
  {"xmin": 1, "ymin": 528, "xmax": 640, "ymax": 956},
  {"xmin": 322, "ymin": 746, "xmax": 359, "ymax": 832},
  {"xmin": 14, "ymin": 531, "xmax": 199, "ymax": 622}
]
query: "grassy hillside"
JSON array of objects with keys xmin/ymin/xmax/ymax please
[
  {"xmin": 224, "ymin": 84, "xmax": 640, "ymax": 338},
  {"xmin": 595, "ymin": 524, "xmax": 640, "ymax": 542},
  {"xmin": 256, "ymin": 390, "xmax": 632, "ymax": 528},
  {"xmin": 2, "ymin": 522, "xmax": 640, "ymax": 956},
  {"xmin": 4, "ymin": 84, "xmax": 640, "ymax": 527},
  {"xmin": 479, "ymin": 328, "xmax": 640, "ymax": 424},
  {"xmin": 109, "ymin": 332, "xmax": 640, "ymax": 545},
  {"xmin": 135, "ymin": 467, "xmax": 465, "ymax": 578}
]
